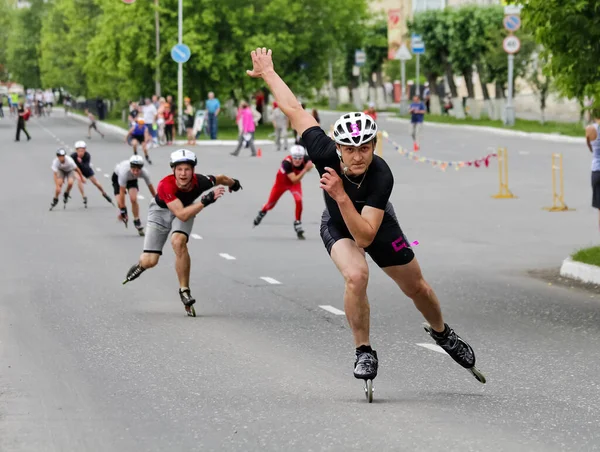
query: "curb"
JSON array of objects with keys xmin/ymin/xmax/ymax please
[
  {"xmin": 319, "ymin": 109, "xmax": 585, "ymax": 144},
  {"xmin": 66, "ymin": 112, "xmax": 295, "ymax": 147},
  {"xmin": 559, "ymin": 257, "xmax": 600, "ymax": 284}
]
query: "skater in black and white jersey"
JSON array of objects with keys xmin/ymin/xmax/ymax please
[
  {"xmin": 71, "ymin": 140, "xmax": 114, "ymax": 208},
  {"xmin": 245, "ymin": 47, "xmax": 485, "ymax": 401},
  {"xmin": 50, "ymin": 149, "xmax": 86, "ymax": 210},
  {"xmin": 111, "ymin": 155, "xmax": 156, "ymax": 235}
]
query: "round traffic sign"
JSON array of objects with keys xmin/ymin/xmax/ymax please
[
  {"xmin": 171, "ymin": 44, "xmax": 191, "ymax": 64},
  {"xmin": 503, "ymin": 36, "xmax": 521, "ymax": 54},
  {"xmin": 503, "ymin": 15, "xmax": 521, "ymax": 32}
]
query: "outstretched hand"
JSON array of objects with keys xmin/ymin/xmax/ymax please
[{"xmin": 246, "ymin": 48, "xmax": 274, "ymax": 79}]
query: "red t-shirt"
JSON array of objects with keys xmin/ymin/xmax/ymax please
[
  {"xmin": 155, "ymin": 173, "xmax": 215, "ymax": 208},
  {"xmin": 276, "ymin": 155, "xmax": 311, "ymax": 184}
]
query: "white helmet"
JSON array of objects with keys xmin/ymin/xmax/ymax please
[
  {"xmin": 170, "ymin": 149, "xmax": 197, "ymax": 168},
  {"xmin": 74, "ymin": 140, "xmax": 87, "ymax": 149},
  {"xmin": 332, "ymin": 112, "xmax": 378, "ymax": 147},
  {"xmin": 289, "ymin": 145, "xmax": 306, "ymax": 159},
  {"xmin": 129, "ymin": 155, "xmax": 145, "ymax": 168},
  {"xmin": 56, "ymin": 148, "xmax": 66, "ymax": 156}
]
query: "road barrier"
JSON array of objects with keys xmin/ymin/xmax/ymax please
[
  {"xmin": 491, "ymin": 147, "xmax": 517, "ymax": 199},
  {"xmin": 543, "ymin": 153, "xmax": 574, "ymax": 212}
]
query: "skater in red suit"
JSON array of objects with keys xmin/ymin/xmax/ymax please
[{"xmin": 253, "ymin": 145, "xmax": 314, "ymax": 239}]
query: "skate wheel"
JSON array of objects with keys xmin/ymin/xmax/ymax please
[
  {"xmin": 363, "ymin": 379, "xmax": 374, "ymax": 403},
  {"xmin": 469, "ymin": 366, "xmax": 486, "ymax": 384},
  {"xmin": 186, "ymin": 305, "xmax": 196, "ymax": 317}
]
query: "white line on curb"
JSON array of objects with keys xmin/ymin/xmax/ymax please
[
  {"xmin": 219, "ymin": 253, "xmax": 236, "ymax": 260},
  {"xmin": 260, "ymin": 277, "xmax": 281, "ymax": 285},
  {"xmin": 191, "ymin": 234, "xmax": 202, "ymax": 240},
  {"xmin": 416, "ymin": 343, "xmax": 446, "ymax": 354},
  {"xmin": 318, "ymin": 305, "xmax": 345, "ymax": 315},
  {"xmin": 559, "ymin": 257, "xmax": 600, "ymax": 285}
]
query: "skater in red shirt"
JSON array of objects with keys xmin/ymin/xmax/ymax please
[{"xmin": 253, "ymin": 145, "xmax": 314, "ymax": 239}]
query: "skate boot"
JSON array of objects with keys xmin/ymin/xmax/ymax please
[
  {"xmin": 354, "ymin": 347, "xmax": 378, "ymax": 403},
  {"xmin": 63, "ymin": 192, "xmax": 70, "ymax": 209},
  {"xmin": 253, "ymin": 210, "xmax": 266, "ymax": 227},
  {"xmin": 293, "ymin": 220, "xmax": 305, "ymax": 240},
  {"xmin": 423, "ymin": 323, "xmax": 486, "ymax": 384},
  {"xmin": 49, "ymin": 197, "xmax": 59, "ymax": 211},
  {"xmin": 103, "ymin": 193, "xmax": 114, "ymax": 205},
  {"xmin": 354, "ymin": 348, "xmax": 378, "ymax": 380},
  {"xmin": 133, "ymin": 219, "xmax": 145, "ymax": 236},
  {"xmin": 122, "ymin": 263, "xmax": 146, "ymax": 284},
  {"xmin": 83, "ymin": 196, "xmax": 88, "ymax": 208},
  {"xmin": 179, "ymin": 288, "xmax": 196, "ymax": 317},
  {"xmin": 145, "ymin": 155, "xmax": 152, "ymax": 165}
]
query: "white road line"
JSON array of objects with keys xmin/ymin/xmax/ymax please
[
  {"xmin": 219, "ymin": 253, "xmax": 236, "ymax": 260},
  {"xmin": 416, "ymin": 343, "xmax": 446, "ymax": 354},
  {"xmin": 260, "ymin": 277, "xmax": 281, "ymax": 285},
  {"xmin": 138, "ymin": 195, "xmax": 145, "ymax": 200},
  {"xmin": 191, "ymin": 234, "xmax": 202, "ymax": 240},
  {"xmin": 96, "ymin": 167, "xmax": 102, "ymax": 171},
  {"xmin": 104, "ymin": 174, "xmax": 110, "ymax": 178},
  {"xmin": 319, "ymin": 305, "xmax": 345, "ymax": 316}
]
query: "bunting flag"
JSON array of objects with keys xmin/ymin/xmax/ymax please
[{"xmin": 380, "ymin": 131, "xmax": 497, "ymax": 172}]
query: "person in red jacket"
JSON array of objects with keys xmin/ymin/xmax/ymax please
[{"xmin": 253, "ymin": 144, "xmax": 314, "ymax": 239}]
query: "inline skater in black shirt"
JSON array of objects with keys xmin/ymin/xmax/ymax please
[{"xmin": 245, "ymin": 47, "xmax": 485, "ymax": 401}]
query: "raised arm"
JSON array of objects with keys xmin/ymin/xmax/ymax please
[
  {"xmin": 586, "ymin": 125, "xmax": 595, "ymax": 153},
  {"xmin": 246, "ymin": 48, "xmax": 318, "ymax": 137}
]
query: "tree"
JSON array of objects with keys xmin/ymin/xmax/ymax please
[
  {"xmin": 39, "ymin": 0, "xmax": 101, "ymax": 95},
  {"xmin": 5, "ymin": 0, "xmax": 47, "ymax": 89},
  {"xmin": 0, "ymin": 0, "xmax": 16, "ymax": 81},
  {"xmin": 408, "ymin": 9, "xmax": 452, "ymax": 98},
  {"xmin": 515, "ymin": 0, "xmax": 600, "ymax": 102},
  {"xmin": 526, "ymin": 49, "xmax": 553, "ymax": 124}
]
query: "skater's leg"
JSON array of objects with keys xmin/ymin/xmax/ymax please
[
  {"xmin": 132, "ymin": 139, "xmax": 139, "ymax": 155},
  {"xmin": 171, "ymin": 232, "xmax": 191, "ymax": 288},
  {"xmin": 330, "ymin": 239, "xmax": 371, "ymax": 347},
  {"xmin": 290, "ymin": 185, "xmax": 303, "ymax": 221},
  {"xmin": 261, "ymin": 182, "xmax": 287, "ymax": 212},
  {"xmin": 75, "ymin": 173, "xmax": 85, "ymax": 198},
  {"xmin": 65, "ymin": 174, "xmax": 75, "ymax": 196},
  {"xmin": 89, "ymin": 176, "xmax": 106, "ymax": 195},
  {"xmin": 129, "ymin": 188, "xmax": 140, "ymax": 221},
  {"xmin": 139, "ymin": 252, "xmax": 160, "ymax": 269},
  {"xmin": 382, "ymin": 258, "xmax": 445, "ymax": 333}
]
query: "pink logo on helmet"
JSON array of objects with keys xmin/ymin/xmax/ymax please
[{"xmin": 350, "ymin": 123, "xmax": 360, "ymax": 137}]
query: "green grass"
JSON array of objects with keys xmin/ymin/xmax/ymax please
[
  {"xmin": 409, "ymin": 114, "xmax": 585, "ymax": 138},
  {"xmin": 572, "ymin": 246, "xmax": 600, "ymax": 267}
]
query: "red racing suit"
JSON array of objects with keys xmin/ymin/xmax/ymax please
[{"xmin": 261, "ymin": 155, "xmax": 311, "ymax": 221}]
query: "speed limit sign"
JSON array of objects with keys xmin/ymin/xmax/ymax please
[{"xmin": 503, "ymin": 36, "xmax": 521, "ymax": 54}]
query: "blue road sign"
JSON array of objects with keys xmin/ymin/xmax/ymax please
[
  {"xmin": 503, "ymin": 15, "xmax": 521, "ymax": 32},
  {"xmin": 411, "ymin": 33, "xmax": 425, "ymax": 55},
  {"xmin": 171, "ymin": 44, "xmax": 191, "ymax": 64},
  {"xmin": 355, "ymin": 49, "xmax": 366, "ymax": 67}
]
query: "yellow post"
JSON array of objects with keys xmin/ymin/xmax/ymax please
[
  {"xmin": 375, "ymin": 131, "xmax": 383, "ymax": 157},
  {"xmin": 543, "ymin": 153, "xmax": 575, "ymax": 211},
  {"xmin": 491, "ymin": 147, "xmax": 517, "ymax": 199}
]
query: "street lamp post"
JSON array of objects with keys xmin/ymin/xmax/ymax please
[
  {"xmin": 177, "ymin": 0, "xmax": 183, "ymax": 135},
  {"xmin": 154, "ymin": 0, "xmax": 161, "ymax": 97}
]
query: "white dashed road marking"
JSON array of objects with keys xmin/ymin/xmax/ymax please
[
  {"xmin": 104, "ymin": 174, "xmax": 110, "ymax": 178},
  {"xmin": 219, "ymin": 253, "xmax": 236, "ymax": 260},
  {"xmin": 260, "ymin": 277, "xmax": 281, "ymax": 285},
  {"xmin": 96, "ymin": 167, "xmax": 101, "ymax": 171},
  {"xmin": 191, "ymin": 234, "xmax": 202, "ymax": 240},
  {"xmin": 319, "ymin": 305, "xmax": 345, "ymax": 316},
  {"xmin": 138, "ymin": 195, "xmax": 145, "ymax": 200},
  {"xmin": 416, "ymin": 343, "xmax": 446, "ymax": 354}
]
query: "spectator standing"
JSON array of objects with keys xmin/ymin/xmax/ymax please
[
  {"xmin": 230, "ymin": 101, "xmax": 257, "ymax": 157},
  {"xmin": 271, "ymin": 101, "xmax": 289, "ymax": 152},
  {"xmin": 409, "ymin": 95, "xmax": 426, "ymax": 151},
  {"xmin": 205, "ymin": 92, "xmax": 220, "ymax": 140}
]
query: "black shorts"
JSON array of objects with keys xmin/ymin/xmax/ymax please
[
  {"xmin": 81, "ymin": 167, "xmax": 94, "ymax": 178},
  {"xmin": 112, "ymin": 173, "xmax": 139, "ymax": 196},
  {"xmin": 320, "ymin": 202, "xmax": 415, "ymax": 268},
  {"xmin": 592, "ymin": 171, "xmax": 600, "ymax": 209},
  {"xmin": 131, "ymin": 134, "xmax": 145, "ymax": 143}
]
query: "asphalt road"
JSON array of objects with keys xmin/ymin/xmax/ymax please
[{"xmin": 1, "ymin": 110, "xmax": 599, "ymax": 452}]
